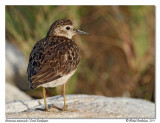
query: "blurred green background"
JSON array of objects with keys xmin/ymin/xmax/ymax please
[{"xmin": 5, "ymin": 6, "xmax": 155, "ymax": 102}]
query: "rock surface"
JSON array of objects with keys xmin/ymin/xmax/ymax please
[
  {"xmin": 6, "ymin": 94, "xmax": 155, "ymax": 118},
  {"xmin": 5, "ymin": 82, "xmax": 32, "ymax": 102}
]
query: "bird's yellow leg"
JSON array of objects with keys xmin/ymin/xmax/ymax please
[
  {"xmin": 63, "ymin": 84, "xmax": 67, "ymax": 110},
  {"xmin": 43, "ymin": 87, "xmax": 48, "ymax": 111}
]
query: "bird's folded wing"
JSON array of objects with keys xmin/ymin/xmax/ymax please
[
  {"xmin": 27, "ymin": 37, "xmax": 80, "ymax": 89},
  {"xmin": 30, "ymin": 51, "xmax": 73, "ymax": 88}
]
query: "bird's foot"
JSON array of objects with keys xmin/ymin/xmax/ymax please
[
  {"xmin": 42, "ymin": 105, "xmax": 68, "ymax": 112},
  {"xmin": 44, "ymin": 107, "xmax": 49, "ymax": 111},
  {"xmin": 62, "ymin": 106, "xmax": 68, "ymax": 111},
  {"xmin": 48, "ymin": 104, "xmax": 64, "ymax": 111}
]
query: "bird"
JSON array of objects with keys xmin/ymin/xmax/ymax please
[{"xmin": 27, "ymin": 19, "xmax": 89, "ymax": 111}]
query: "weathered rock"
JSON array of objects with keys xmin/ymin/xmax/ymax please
[
  {"xmin": 6, "ymin": 94, "xmax": 155, "ymax": 118},
  {"xmin": 5, "ymin": 82, "xmax": 32, "ymax": 102}
]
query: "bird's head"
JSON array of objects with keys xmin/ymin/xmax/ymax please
[{"xmin": 47, "ymin": 19, "xmax": 89, "ymax": 39}]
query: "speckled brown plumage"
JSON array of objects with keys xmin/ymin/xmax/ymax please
[{"xmin": 27, "ymin": 19, "xmax": 81, "ymax": 89}]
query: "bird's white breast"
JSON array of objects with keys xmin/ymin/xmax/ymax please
[{"xmin": 41, "ymin": 70, "xmax": 76, "ymax": 88}]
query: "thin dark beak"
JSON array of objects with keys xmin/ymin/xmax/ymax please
[{"xmin": 75, "ymin": 29, "xmax": 90, "ymax": 35}]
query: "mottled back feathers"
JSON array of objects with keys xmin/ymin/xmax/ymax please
[{"xmin": 27, "ymin": 36, "xmax": 80, "ymax": 89}]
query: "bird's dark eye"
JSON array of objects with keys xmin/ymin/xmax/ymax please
[{"xmin": 66, "ymin": 26, "xmax": 70, "ymax": 30}]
